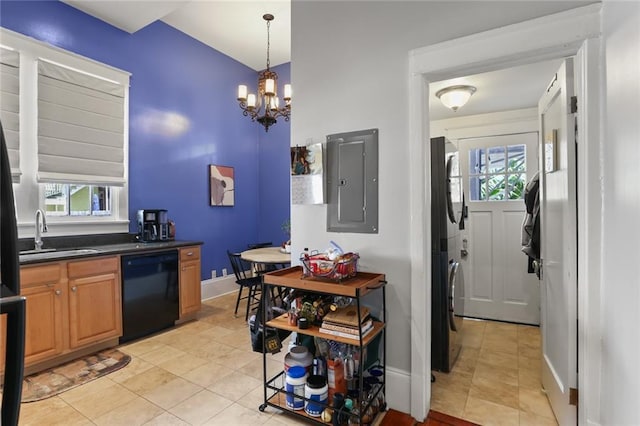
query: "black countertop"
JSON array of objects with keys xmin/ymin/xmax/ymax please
[{"xmin": 18, "ymin": 234, "xmax": 202, "ymax": 265}]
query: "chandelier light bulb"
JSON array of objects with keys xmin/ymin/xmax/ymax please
[{"xmin": 237, "ymin": 85, "xmax": 247, "ymax": 101}]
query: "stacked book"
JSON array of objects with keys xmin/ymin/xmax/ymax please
[{"xmin": 319, "ymin": 305, "xmax": 374, "ymax": 340}]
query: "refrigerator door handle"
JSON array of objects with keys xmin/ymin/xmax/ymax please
[{"xmin": 448, "ymin": 262, "xmax": 459, "ymax": 332}]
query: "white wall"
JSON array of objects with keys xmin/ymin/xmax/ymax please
[
  {"xmin": 600, "ymin": 2, "xmax": 640, "ymax": 424},
  {"xmin": 291, "ymin": 0, "xmax": 595, "ymax": 412}
]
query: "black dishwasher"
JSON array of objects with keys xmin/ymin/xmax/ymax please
[{"xmin": 120, "ymin": 251, "xmax": 179, "ymax": 343}]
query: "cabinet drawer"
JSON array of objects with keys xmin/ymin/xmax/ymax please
[
  {"xmin": 21, "ymin": 264, "xmax": 62, "ymax": 287},
  {"xmin": 180, "ymin": 246, "xmax": 201, "ymax": 262},
  {"xmin": 68, "ymin": 256, "xmax": 118, "ymax": 278}
]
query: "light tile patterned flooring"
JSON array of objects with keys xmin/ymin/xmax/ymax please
[
  {"xmin": 19, "ymin": 292, "xmax": 308, "ymax": 425},
  {"xmin": 430, "ymin": 318, "xmax": 559, "ymax": 426},
  {"xmin": 18, "ymin": 293, "xmax": 557, "ymax": 426}
]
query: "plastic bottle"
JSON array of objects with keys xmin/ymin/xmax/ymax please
[
  {"xmin": 304, "ymin": 374, "xmax": 328, "ymax": 417},
  {"xmin": 284, "ymin": 345, "xmax": 313, "ymax": 374},
  {"xmin": 285, "ymin": 366, "xmax": 308, "ymax": 410}
]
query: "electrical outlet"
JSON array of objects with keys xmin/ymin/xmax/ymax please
[
  {"xmin": 222, "ymin": 268, "xmax": 227, "ymax": 276},
  {"xmin": 211, "ymin": 269, "xmax": 216, "ymax": 279}
]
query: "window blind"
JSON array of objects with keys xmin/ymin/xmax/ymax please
[
  {"xmin": 37, "ymin": 59, "xmax": 125, "ymax": 186},
  {"xmin": 0, "ymin": 47, "xmax": 20, "ymax": 181}
]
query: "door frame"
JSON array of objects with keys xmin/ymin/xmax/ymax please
[{"xmin": 408, "ymin": 4, "xmax": 602, "ymax": 423}]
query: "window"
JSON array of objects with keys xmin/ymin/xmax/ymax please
[
  {"xmin": 469, "ymin": 144, "xmax": 526, "ymax": 201},
  {"xmin": 44, "ymin": 184, "xmax": 111, "ymax": 217},
  {"xmin": 2, "ymin": 28, "xmax": 130, "ymax": 235}
]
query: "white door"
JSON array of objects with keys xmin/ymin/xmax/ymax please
[
  {"xmin": 458, "ymin": 133, "xmax": 540, "ymax": 324},
  {"xmin": 538, "ymin": 58, "xmax": 577, "ymax": 424}
]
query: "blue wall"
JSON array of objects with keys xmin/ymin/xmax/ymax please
[{"xmin": 0, "ymin": 1, "xmax": 291, "ymax": 280}]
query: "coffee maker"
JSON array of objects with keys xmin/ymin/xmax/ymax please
[{"xmin": 137, "ymin": 209, "xmax": 170, "ymax": 241}]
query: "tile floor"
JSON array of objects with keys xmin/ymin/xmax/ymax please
[
  {"xmin": 430, "ymin": 318, "xmax": 559, "ymax": 426},
  {"xmin": 18, "ymin": 292, "xmax": 557, "ymax": 426},
  {"xmin": 19, "ymin": 292, "xmax": 308, "ymax": 426}
]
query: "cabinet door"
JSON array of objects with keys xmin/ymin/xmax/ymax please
[
  {"xmin": 179, "ymin": 246, "xmax": 201, "ymax": 318},
  {"xmin": 68, "ymin": 258, "xmax": 122, "ymax": 348},
  {"xmin": 21, "ymin": 264, "xmax": 65, "ymax": 365}
]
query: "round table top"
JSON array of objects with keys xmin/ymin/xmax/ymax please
[{"xmin": 241, "ymin": 247, "xmax": 291, "ymax": 264}]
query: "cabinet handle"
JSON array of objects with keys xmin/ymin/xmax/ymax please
[
  {"xmin": 186, "ymin": 252, "xmax": 193, "ymax": 256},
  {"xmin": 71, "ymin": 286, "xmax": 77, "ymax": 292},
  {"xmin": 366, "ymin": 280, "xmax": 387, "ymax": 290},
  {"xmin": 55, "ymin": 290, "xmax": 61, "ymax": 296}
]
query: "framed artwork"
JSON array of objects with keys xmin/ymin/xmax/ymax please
[{"xmin": 209, "ymin": 165, "xmax": 234, "ymax": 206}]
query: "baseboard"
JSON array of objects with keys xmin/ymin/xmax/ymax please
[
  {"xmin": 201, "ymin": 275, "xmax": 237, "ymax": 300},
  {"xmin": 386, "ymin": 366, "xmax": 411, "ymax": 415}
]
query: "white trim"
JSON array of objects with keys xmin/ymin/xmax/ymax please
[
  {"xmin": 201, "ymin": 275, "xmax": 238, "ymax": 301},
  {"xmin": 385, "ymin": 366, "xmax": 411, "ymax": 416},
  {"xmin": 408, "ymin": 4, "xmax": 602, "ymax": 422},
  {"xmin": 575, "ymin": 37, "xmax": 602, "ymax": 424}
]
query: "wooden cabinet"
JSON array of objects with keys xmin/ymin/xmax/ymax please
[
  {"xmin": 19, "ymin": 256, "xmax": 121, "ymax": 370},
  {"xmin": 20, "ymin": 263, "xmax": 65, "ymax": 365},
  {"xmin": 68, "ymin": 257, "xmax": 122, "ymax": 348},
  {"xmin": 179, "ymin": 246, "xmax": 201, "ymax": 318}
]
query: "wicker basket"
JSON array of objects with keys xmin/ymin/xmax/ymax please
[{"xmin": 300, "ymin": 252, "xmax": 359, "ymax": 282}]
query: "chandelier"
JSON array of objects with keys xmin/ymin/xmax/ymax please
[{"xmin": 237, "ymin": 14, "xmax": 291, "ymax": 132}]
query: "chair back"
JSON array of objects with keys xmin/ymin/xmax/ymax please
[
  {"xmin": 227, "ymin": 251, "xmax": 252, "ymax": 282},
  {"xmin": 247, "ymin": 242, "xmax": 272, "ymax": 249}
]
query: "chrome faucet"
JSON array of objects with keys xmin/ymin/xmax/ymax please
[{"xmin": 34, "ymin": 209, "xmax": 48, "ymax": 251}]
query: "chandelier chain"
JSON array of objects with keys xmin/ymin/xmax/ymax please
[{"xmin": 266, "ymin": 20, "xmax": 271, "ymax": 70}]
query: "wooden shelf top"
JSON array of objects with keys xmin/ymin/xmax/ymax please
[
  {"xmin": 267, "ymin": 313, "xmax": 384, "ymax": 346},
  {"xmin": 262, "ymin": 266, "xmax": 386, "ymax": 297}
]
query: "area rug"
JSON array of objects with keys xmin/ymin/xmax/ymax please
[{"xmin": 18, "ymin": 348, "xmax": 131, "ymax": 402}]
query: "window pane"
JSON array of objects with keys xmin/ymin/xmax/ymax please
[
  {"xmin": 507, "ymin": 144, "xmax": 526, "ymax": 172},
  {"xmin": 488, "ymin": 146, "xmax": 506, "ymax": 173},
  {"xmin": 507, "ymin": 173, "xmax": 526, "ymax": 199},
  {"xmin": 487, "ymin": 174, "xmax": 505, "ymax": 200},
  {"xmin": 45, "ymin": 184, "xmax": 68, "ymax": 216},
  {"xmin": 44, "ymin": 184, "xmax": 112, "ymax": 217},
  {"xmin": 469, "ymin": 176, "xmax": 486, "ymax": 201},
  {"xmin": 91, "ymin": 187, "xmax": 111, "ymax": 216},
  {"xmin": 469, "ymin": 148, "xmax": 486, "ymax": 175}
]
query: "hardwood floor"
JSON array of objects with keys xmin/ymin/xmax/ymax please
[{"xmin": 379, "ymin": 409, "xmax": 479, "ymax": 426}]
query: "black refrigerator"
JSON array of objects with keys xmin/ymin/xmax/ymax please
[
  {"xmin": 0, "ymin": 120, "xmax": 26, "ymax": 425},
  {"xmin": 430, "ymin": 136, "xmax": 465, "ymax": 373}
]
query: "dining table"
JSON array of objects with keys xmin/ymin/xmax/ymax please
[{"xmin": 240, "ymin": 246, "xmax": 291, "ymax": 266}]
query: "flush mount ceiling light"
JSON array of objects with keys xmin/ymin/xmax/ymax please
[
  {"xmin": 236, "ymin": 13, "xmax": 291, "ymax": 132},
  {"xmin": 435, "ymin": 85, "xmax": 477, "ymax": 112}
]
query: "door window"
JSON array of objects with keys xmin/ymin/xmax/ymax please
[{"xmin": 468, "ymin": 144, "xmax": 526, "ymax": 201}]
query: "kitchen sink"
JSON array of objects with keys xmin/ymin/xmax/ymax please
[
  {"xmin": 19, "ymin": 248, "xmax": 100, "ymax": 261},
  {"xmin": 19, "ymin": 248, "xmax": 57, "ymax": 255}
]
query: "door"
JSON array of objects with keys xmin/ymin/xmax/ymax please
[
  {"xmin": 458, "ymin": 132, "xmax": 540, "ymax": 324},
  {"xmin": 68, "ymin": 257, "xmax": 122, "ymax": 348},
  {"xmin": 179, "ymin": 246, "xmax": 202, "ymax": 318},
  {"xmin": 20, "ymin": 264, "xmax": 65, "ymax": 365},
  {"xmin": 538, "ymin": 59, "xmax": 577, "ymax": 424}
]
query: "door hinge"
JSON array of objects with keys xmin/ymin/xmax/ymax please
[
  {"xmin": 569, "ymin": 387, "xmax": 579, "ymax": 406},
  {"xmin": 571, "ymin": 96, "xmax": 578, "ymax": 113}
]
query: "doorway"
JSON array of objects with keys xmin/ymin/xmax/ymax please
[{"xmin": 408, "ymin": 4, "xmax": 602, "ymax": 423}]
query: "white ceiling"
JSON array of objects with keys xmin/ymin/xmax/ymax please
[
  {"xmin": 62, "ymin": 0, "xmax": 291, "ymax": 71},
  {"xmin": 61, "ymin": 1, "xmax": 562, "ymax": 120}
]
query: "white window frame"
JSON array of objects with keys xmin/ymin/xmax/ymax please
[{"xmin": 1, "ymin": 27, "xmax": 130, "ymax": 238}]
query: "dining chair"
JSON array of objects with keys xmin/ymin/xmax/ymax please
[
  {"xmin": 227, "ymin": 251, "xmax": 263, "ymax": 321},
  {"xmin": 247, "ymin": 242, "xmax": 272, "ymax": 249}
]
